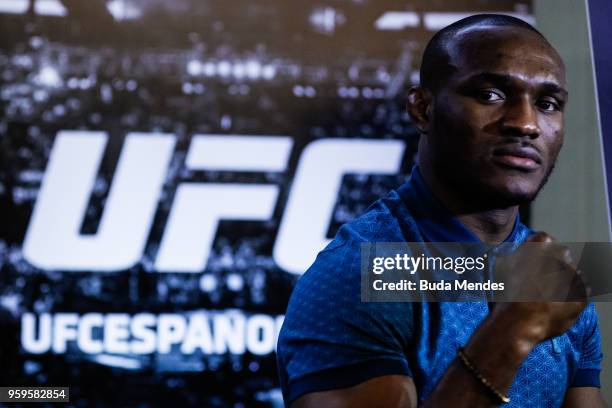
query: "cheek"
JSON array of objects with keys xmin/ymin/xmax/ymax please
[
  {"xmin": 432, "ymin": 98, "xmax": 486, "ymax": 145},
  {"xmin": 438, "ymin": 96, "xmax": 499, "ymax": 137},
  {"xmin": 540, "ymin": 122, "xmax": 564, "ymax": 162}
]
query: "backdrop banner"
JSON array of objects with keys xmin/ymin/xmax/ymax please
[{"xmin": 0, "ymin": 1, "xmax": 533, "ymax": 406}]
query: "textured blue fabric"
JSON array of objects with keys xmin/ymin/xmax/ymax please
[{"xmin": 277, "ymin": 166, "xmax": 603, "ymax": 407}]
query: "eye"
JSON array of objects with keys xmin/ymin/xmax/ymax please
[
  {"xmin": 476, "ymin": 89, "xmax": 504, "ymax": 102},
  {"xmin": 537, "ymin": 99, "xmax": 560, "ymax": 112}
]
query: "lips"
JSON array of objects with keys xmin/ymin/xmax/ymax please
[{"xmin": 491, "ymin": 145, "xmax": 542, "ymax": 171}]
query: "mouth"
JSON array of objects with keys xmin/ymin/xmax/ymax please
[{"xmin": 491, "ymin": 145, "xmax": 542, "ymax": 171}]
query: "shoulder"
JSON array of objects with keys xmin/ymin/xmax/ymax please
[
  {"xmin": 565, "ymin": 303, "xmax": 603, "ymax": 387},
  {"xmin": 295, "ymin": 189, "xmax": 419, "ymax": 296},
  {"xmin": 277, "ymin": 191, "xmax": 416, "ymax": 397},
  {"xmin": 279, "ymin": 187, "xmax": 418, "ymax": 329},
  {"xmin": 570, "ymin": 303, "xmax": 601, "ymax": 339},
  {"xmin": 565, "ymin": 303, "xmax": 602, "ymax": 364},
  {"xmin": 323, "ymin": 188, "xmax": 419, "ymax": 252}
]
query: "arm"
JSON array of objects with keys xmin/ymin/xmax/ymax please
[
  {"xmin": 291, "ymin": 233, "xmax": 594, "ymax": 408},
  {"xmin": 562, "ymin": 388, "xmax": 607, "ymax": 408},
  {"xmin": 292, "ymin": 302, "xmax": 587, "ymax": 408},
  {"xmin": 292, "ymin": 304, "xmax": 542, "ymax": 408},
  {"xmin": 293, "ymin": 375, "xmax": 610, "ymax": 408},
  {"xmin": 563, "ymin": 303, "xmax": 606, "ymax": 408},
  {"xmin": 293, "ymin": 375, "xmax": 417, "ymax": 408}
]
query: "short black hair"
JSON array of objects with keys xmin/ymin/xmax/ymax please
[{"xmin": 419, "ymin": 14, "xmax": 545, "ymax": 93}]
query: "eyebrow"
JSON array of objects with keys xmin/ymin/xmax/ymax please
[{"xmin": 462, "ymin": 72, "xmax": 568, "ymax": 97}]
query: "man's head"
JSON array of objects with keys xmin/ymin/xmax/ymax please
[{"xmin": 408, "ymin": 14, "xmax": 567, "ymax": 209}]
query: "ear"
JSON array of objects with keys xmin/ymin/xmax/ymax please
[{"xmin": 407, "ymin": 86, "xmax": 432, "ymax": 135}]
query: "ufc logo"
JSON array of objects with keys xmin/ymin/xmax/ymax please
[{"xmin": 23, "ymin": 131, "xmax": 405, "ymax": 275}]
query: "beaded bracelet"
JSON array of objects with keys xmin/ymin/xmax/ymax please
[{"xmin": 457, "ymin": 347, "xmax": 511, "ymax": 404}]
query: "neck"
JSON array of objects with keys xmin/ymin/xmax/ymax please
[
  {"xmin": 418, "ymin": 164, "xmax": 519, "ymax": 243},
  {"xmin": 455, "ymin": 208, "xmax": 518, "ymax": 243}
]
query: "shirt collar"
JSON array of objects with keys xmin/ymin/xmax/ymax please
[{"xmin": 397, "ymin": 165, "xmax": 522, "ymax": 243}]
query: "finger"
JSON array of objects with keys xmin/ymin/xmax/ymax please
[
  {"xmin": 550, "ymin": 245, "xmax": 576, "ymax": 268},
  {"xmin": 526, "ymin": 231, "xmax": 556, "ymax": 243},
  {"xmin": 566, "ymin": 270, "xmax": 590, "ymax": 301}
]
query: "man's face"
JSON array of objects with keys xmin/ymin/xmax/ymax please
[{"xmin": 426, "ymin": 26, "xmax": 567, "ymax": 206}]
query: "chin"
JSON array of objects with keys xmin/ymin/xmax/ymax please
[
  {"xmin": 492, "ymin": 178, "xmax": 542, "ymax": 206},
  {"xmin": 489, "ymin": 158, "xmax": 558, "ymax": 203},
  {"xmin": 468, "ymin": 172, "xmax": 542, "ymax": 208},
  {"xmin": 498, "ymin": 188, "xmax": 539, "ymax": 206}
]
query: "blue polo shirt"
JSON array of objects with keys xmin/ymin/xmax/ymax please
[{"xmin": 277, "ymin": 166, "xmax": 602, "ymax": 407}]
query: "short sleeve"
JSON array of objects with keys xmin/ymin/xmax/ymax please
[
  {"xmin": 276, "ymin": 237, "xmax": 414, "ymax": 404},
  {"xmin": 570, "ymin": 303, "xmax": 603, "ymax": 387}
]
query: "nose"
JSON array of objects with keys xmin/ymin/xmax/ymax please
[{"xmin": 500, "ymin": 97, "xmax": 541, "ymax": 138}]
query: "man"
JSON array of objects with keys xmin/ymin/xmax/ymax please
[{"xmin": 276, "ymin": 14, "xmax": 606, "ymax": 407}]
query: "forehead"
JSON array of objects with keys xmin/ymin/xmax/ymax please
[{"xmin": 446, "ymin": 26, "xmax": 566, "ymax": 86}]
